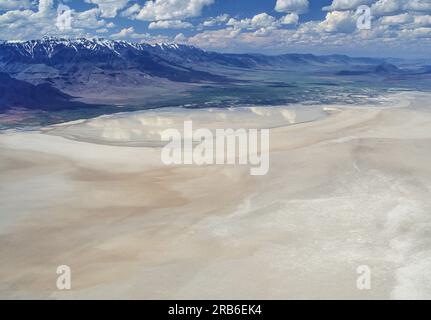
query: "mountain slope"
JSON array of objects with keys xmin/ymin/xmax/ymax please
[{"xmin": 0, "ymin": 72, "xmax": 85, "ymax": 111}]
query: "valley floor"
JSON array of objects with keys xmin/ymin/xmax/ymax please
[{"xmin": 1, "ymin": 92, "xmax": 431, "ymax": 299}]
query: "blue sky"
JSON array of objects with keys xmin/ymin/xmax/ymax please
[
  {"xmin": 1, "ymin": 0, "xmax": 431, "ymax": 58},
  {"xmin": 53, "ymin": 0, "xmax": 333, "ymax": 39}
]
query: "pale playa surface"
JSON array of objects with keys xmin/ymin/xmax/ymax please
[{"xmin": 0, "ymin": 92, "xmax": 431, "ymax": 299}]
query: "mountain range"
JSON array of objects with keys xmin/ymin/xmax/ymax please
[{"xmin": 0, "ymin": 37, "xmax": 426, "ymax": 112}]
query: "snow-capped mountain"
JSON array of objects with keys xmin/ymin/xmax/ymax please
[
  {"xmin": 0, "ymin": 37, "xmax": 387, "ymax": 76},
  {"xmin": 0, "ymin": 37, "xmax": 230, "ymax": 84},
  {"xmin": 0, "ymin": 37, "xmax": 406, "ymax": 112},
  {"xmin": 0, "ymin": 37, "xmax": 205, "ymax": 65}
]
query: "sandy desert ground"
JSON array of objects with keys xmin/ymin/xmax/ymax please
[{"xmin": 0, "ymin": 91, "xmax": 431, "ymax": 299}]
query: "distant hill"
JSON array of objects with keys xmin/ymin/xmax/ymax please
[{"xmin": 336, "ymin": 63, "xmax": 402, "ymax": 76}]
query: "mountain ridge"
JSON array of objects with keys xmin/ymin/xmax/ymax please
[
  {"xmin": 0, "ymin": 37, "xmax": 387, "ymax": 67},
  {"xmin": 0, "ymin": 38, "xmax": 411, "ymax": 113}
]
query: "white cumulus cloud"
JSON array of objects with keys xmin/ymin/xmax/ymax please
[
  {"xmin": 121, "ymin": 3, "xmax": 141, "ymax": 18},
  {"xmin": 405, "ymin": 0, "xmax": 431, "ymax": 12},
  {"xmin": 202, "ymin": 14, "xmax": 229, "ymax": 27},
  {"xmin": 372, "ymin": 0, "xmax": 431, "ymax": 17},
  {"xmin": 227, "ymin": 13, "xmax": 279, "ymax": 30},
  {"xmin": 111, "ymin": 26, "xmax": 135, "ymax": 38},
  {"xmin": 130, "ymin": 0, "xmax": 214, "ymax": 21},
  {"xmin": 0, "ymin": 0, "xmax": 30, "ymax": 10},
  {"xmin": 280, "ymin": 13, "xmax": 299, "ymax": 25},
  {"xmin": 380, "ymin": 13, "xmax": 413, "ymax": 25},
  {"xmin": 85, "ymin": 0, "xmax": 130, "ymax": 18},
  {"xmin": 0, "ymin": 0, "xmax": 110, "ymax": 40},
  {"xmin": 149, "ymin": 20, "xmax": 193, "ymax": 29},
  {"xmin": 318, "ymin": 11, "xmax": 357, "ymax": 33},
  {"xmin": 323, "ymin": 0, "xmax": 374, "ymax": 11},
  {"xmin": 413, "ymin": 15, "xmax": 431, "ymax": 26},
  {"xmin": 275, "ymin": 0, "xmax": 309, "ymax": 14}
]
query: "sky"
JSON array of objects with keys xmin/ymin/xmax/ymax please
[{"xmin": 0, "ymin": 0, "xmax": 431, "ymax": 58}]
